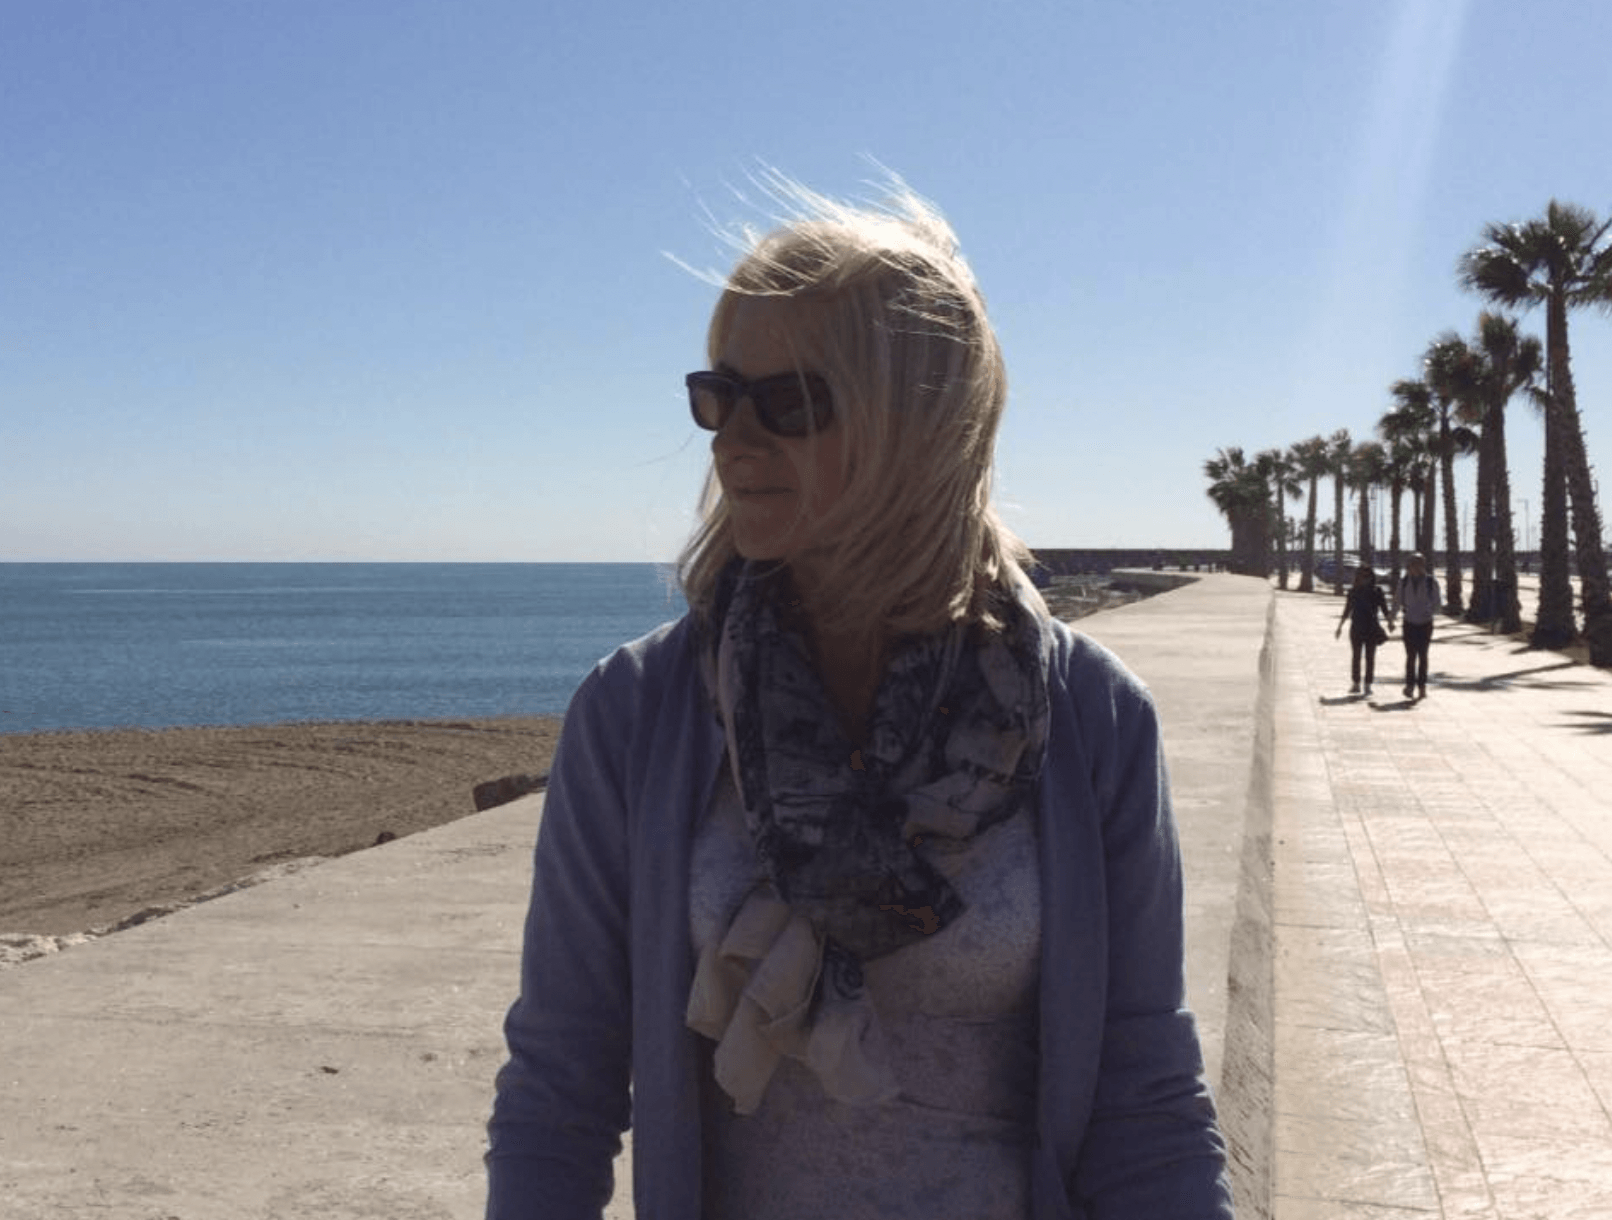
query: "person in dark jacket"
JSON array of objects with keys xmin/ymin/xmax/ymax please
[{"xmin": 1334, "ymin": 566, "xmax": 1394, "ymax": 695}]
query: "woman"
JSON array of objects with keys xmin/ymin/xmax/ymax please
[
  {"xmin": 1334, "ymin": 565, "xmax": 1394, "ymax": 695},
  {"xmin": 485, "ymin": 179, "xmax": 1233, "ymax": 1219}
]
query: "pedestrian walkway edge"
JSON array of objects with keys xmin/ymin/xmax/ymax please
[{"xmin": 1219, "ymin": 593, "xmax": 1279, "ymax": 1220}]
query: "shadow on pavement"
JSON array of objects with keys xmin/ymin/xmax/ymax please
[
  {"xmin": 1433, "ymin": 660, "xmax": 1589, "ymax": 692},
  {"xmin": 1560, "ymin": 710, "xmax": 1612, "ymax": 735}
]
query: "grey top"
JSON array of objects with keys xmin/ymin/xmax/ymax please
[
  {"xmin": 1396, "ymin": 573, "xmax": 1441, "ymax": 625},
  {"xmin": 691, "ymin": 770, "xmax": 1040, "ymax": 1219}
]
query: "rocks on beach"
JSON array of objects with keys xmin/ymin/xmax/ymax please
[
  {"xmin": 1040, "ymin": 574, "xmax": 1173, "ymax": 620},
  {"xmin": 472, "ymin": 772, "xmax": 549, "ymax": 811}
]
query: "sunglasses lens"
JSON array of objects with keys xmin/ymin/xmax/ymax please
[
  {"xmin": 754, "ymin": 380, "xmax": 814, "ymax": 435},
  {"xmin": 753, "ymin": 374, "xmax": 833, "ymax": 436},
  {"xmin": 687, "ymin": 377, "xmax": 730, "ymax": 431},
  {"xmin": 685, "ymin": 372, "xmax": 833, "ymax": 436}
]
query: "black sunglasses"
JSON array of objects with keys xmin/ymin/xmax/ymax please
[{"xmin": 686, "ymin": 369, "xmax": 834, "ymax": 438}]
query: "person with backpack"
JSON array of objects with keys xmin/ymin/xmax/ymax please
[{"xmin": 1396, "ymin": 553, "xmax": 1441, "ymax": 700}]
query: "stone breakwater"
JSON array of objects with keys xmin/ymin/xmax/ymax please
[
  {"xmin": 1031, "ymin": 548, "xmax": 1230, "ymax": 576},
  {"xmin": 1039, "ymin": 570, "xmax": 1198, "ymax": 621}
]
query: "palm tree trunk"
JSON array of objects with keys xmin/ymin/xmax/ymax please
[
  {"xmin": 1357, "ymin": 484, "xmax": 1372, "ymax": 568},
  {"xmin": 1467, "ymin": 421, "xmax": 1497, "ymax": 623},
  {"xmin": 1534, "ymin": 389, "xmax": 1576, "ymax": 648},
  {"xmin": 1299, "ymin": 476, "xmax": 1318, "ymax": 593},
  {"xmin": 1333, "ymin": 474, "xmax": 1346, "ymax": 595},
  {"xmin": 1546, "ymin": 294, "xmax": 1612, "ymax": 665},
  {"xmin": 1409, "ymin": 479, "xmax": 1422, "ymax": 556},
  {"xmin": 1274, "ymin": 492, "xmax": 1289, "ymax": 589},
  {"xmin": 1389, "ymin": 480, "xmax": 1404, "ymax": 587},
  {"xmin": 1421, "ymin": 473, "xmax": 1437, "ymax": 561},
  {"xmin": 1440, "ymin": 415, "xmax": 1464, "ymax": 615},
  {"xmin": 1491, "ymin": 401, "xmax": 1522, "ymax": 634}
]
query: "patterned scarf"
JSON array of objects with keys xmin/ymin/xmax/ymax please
[{"xmin": 686, "ymin": 559, "xmax": 1048, "ymax": 1113}]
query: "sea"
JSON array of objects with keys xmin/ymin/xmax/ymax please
[{"xmin": 0, "ymin": 564, "xmax": 689, "ymax": 735}]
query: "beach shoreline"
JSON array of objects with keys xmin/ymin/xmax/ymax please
[{"xmin": 0, "ymin": 716, "xmax": 561, "ymax": 949}]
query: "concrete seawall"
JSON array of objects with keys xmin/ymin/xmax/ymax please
[
  {"xmin": 1074, "ymin": 572, "xmax": 1276, "ymax": 1220},
  {"xmin": 1220, "ymin": 599, "xmax": 1278, "ymax": 1220}
]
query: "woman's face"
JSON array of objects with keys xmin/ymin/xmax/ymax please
[{"xmin": 711, "ymin": 295, "xmax": 850, "ymax": 567}]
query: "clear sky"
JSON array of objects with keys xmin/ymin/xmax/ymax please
[{"xmin": 3, "ymin": 0, "xmax": 1609, "ymax": 562}]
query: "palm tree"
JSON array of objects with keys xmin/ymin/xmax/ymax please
[
  {"xmin": 1257, "ymin": 448, "xmax": 1302, "ymax": 590},
  {"xmin": 1377, "ymin": 435, "xmax": 1420, "ymax": 587},
  {"xmin": 1459, "ymin": 313, "xmax": 1543, "ymax": 631},
  {"xmin": 1460, "ymin": 201, "xmax": 1612, "ymax": 664},
  {"xmin": 1424, "ymin": 335, "xmax": 1482, "ymax": 616},
  {"xmin": 1386, "ymin": 380, "xmax": 1439, "ymax": 559},
  {"xmin": 1289, "ymin": 436, "xmax": 1331, "ymax": 593},
  {"xmin": 1317, "ymin": 518, "xmax": 1336, "ymax": 557},
  {"xmin": 1203, "ymin": 447, "xmax": 1271, "ymax": 576},
  {"xmin": 1431, "ymin": 335, "xmax": 1503, "ymax": 625},
  {"xmin": 1380, "ymin": 382, "xmax": 1437, "ymax": 585},
  {"xmin": 1349, "ymin": 441, "xmax": 1388, "ymax": 570},
  {"xmin": 1327, "ymin": 428, "xmax": 1352, "ymax": 594}
]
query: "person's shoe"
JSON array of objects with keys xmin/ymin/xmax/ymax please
[
  {"xmin": 1403, "ymin": 685, "xmax": 1414, "ymax": 698},
  {"xmin": 1418, "ymin": 685, "xmax": 1427, "ymax": 698},
  {"xmin": 1364, "ymin": 684, "xmax": 1372, "ymax": 695},
  {"xmin": 1350, "ymin": 682, "xmax": 1360, "ymax": 694}
]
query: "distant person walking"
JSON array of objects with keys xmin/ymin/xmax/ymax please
[
  {"xmin": 1395, "ymin": 553, "xmax": 1440, "ymax": 700},
  {"xmin": 1335, "ymin": 566, "xmax": 1393, "ymax": 695}
]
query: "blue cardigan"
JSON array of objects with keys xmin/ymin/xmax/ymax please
[{"xmin": 486, "ymin": 612, "xmax": 1234, "ymax": 1219}]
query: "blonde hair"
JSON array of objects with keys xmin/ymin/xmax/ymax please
[{"xmin": 677, "ymin": 174, "xmax": 1042, "ymax": 637}]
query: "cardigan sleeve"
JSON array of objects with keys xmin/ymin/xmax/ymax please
[
  {"xmin": 485, "ymin": 662, "xmax": 635, "ymax": 1220},
  {"xmin": 1067, "ymin": 649, "xmax": 1235, "ymax": 1218}
]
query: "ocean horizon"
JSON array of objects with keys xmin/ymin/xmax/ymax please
[{"xmin": 0, "ymin": 563, "xmax": 688, "ymax": 735}]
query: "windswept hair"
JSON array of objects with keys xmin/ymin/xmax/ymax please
[{"xmin": 677, "ymin": 173, "xmax": 1042, "ymax": 637}]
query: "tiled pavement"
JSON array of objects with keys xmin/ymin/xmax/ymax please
[{"xmin": 1270, "ymin": 589, "xmax": 1612, "ymax": 1219}]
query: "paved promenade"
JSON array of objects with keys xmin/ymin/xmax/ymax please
[{"xmin": 1270, "ymin": 589, "xmax": 1612, "ymax": 1219}]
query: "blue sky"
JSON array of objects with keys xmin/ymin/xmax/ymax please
[{"xmin": 3, "ymin": 0, "xmax": 1609, "ymax": 561}]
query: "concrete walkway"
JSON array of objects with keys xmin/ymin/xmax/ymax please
[
  {"xmin": 1270, "ymin": 590, "xmax": 1612, "ymax": 1218},
  {"xmin": 0, "ymin": 796, "xmax": 543, "ymax": 1219},
  {"xmin": 0, "ymin": 573, "xmax": 1271, "ymax": 1218}
]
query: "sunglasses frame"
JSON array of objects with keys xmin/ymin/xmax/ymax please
[{"xmin": 686, "ymin": 369, "xmax": 834, "ymax": 438}]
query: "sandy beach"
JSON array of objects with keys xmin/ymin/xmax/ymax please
[{"xmin": 0, "ymin": 717, "xmax": 560, "ymax": 940}]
